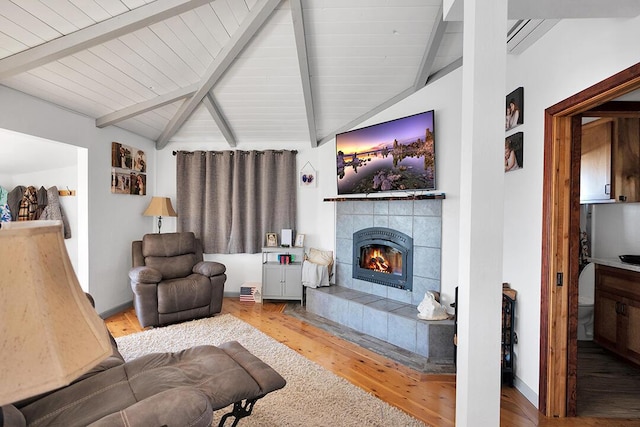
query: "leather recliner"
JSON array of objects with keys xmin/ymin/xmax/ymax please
[
  {"xmin": 3, "ymin": 296, "xmax": 286, "ymax": 427},
  {"xmin": 130, "ymin": 232, "xmax": 226, "ymax": 328}
]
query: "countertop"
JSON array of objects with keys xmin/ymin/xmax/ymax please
[{"xmin": 588, "ymin": 257, "xmax": 640, "ymax": 273}]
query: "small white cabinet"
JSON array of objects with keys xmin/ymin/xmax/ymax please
[{"xmin": 261, "ymin": 246, "xmax": 303, "ymax": 303}]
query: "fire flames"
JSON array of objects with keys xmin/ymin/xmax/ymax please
[{"xmin": 366, "ymin": 248, "xmax": 392, "ymax": 273}]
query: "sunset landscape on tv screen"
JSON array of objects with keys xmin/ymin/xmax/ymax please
[{"xmin": 336, "ymin": 110, "xmax": 435, "ymax": 195}]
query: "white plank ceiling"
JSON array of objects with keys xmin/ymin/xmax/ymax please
[{"xmin": 0, "ymin": 0, "xmax": 638, "ymax": 150}]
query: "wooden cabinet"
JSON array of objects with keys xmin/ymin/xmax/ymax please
[
  {"xmin": 594, "ymin": 265, "xmax": 640, "ymax": 365},
  {"xmin": 580, "ymin": 118, "xmax": 640, "ymax": 203},
  {"xmin": 261, "ymin": 246, "xmax": 303, "ymax": 303}
]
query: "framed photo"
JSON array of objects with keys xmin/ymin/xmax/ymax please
[
  {"xmin": 111, "ymin": 142, "xmax": 146, "ymax": 195},
  {"xmin": 266, "ymin": 232, "xmax": 278, "ymax": 247},
  {"xmin": 295, "ymin": 233, "xmax": 305, "ymax": 247},
  {"xmin": 506, "ymin": 87, "xmax": 524, "ymax": 131},
  {"xmin": 505, "ymin": 132, "xmax": 523, "ymax": 173}
]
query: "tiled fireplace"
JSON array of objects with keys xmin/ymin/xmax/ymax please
[{"xmin": 306, "ymin": 197, "xmax": 454, "ymax": 362}]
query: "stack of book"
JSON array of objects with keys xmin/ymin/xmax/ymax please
[{"xmin": 239, "ymin": 286, "xmax": 257, "ymax": 302}]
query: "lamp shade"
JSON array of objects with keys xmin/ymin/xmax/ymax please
[
  {"xmin": 143, "ymin": 197, "xmax": 177, "ymax": 217},
  {"xmin": 0, "ymin": 221, "xmax": 112, "ymax": 406}
]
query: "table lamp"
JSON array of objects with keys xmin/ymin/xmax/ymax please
[
  {"xmin": 0, "ymin": 221, "xmax": 112, "ymax": 411},
  {"xmin": 143, "ymin": 196, "xmax": 177, "ymax": 233}
]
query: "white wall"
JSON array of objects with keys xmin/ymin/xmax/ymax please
[
  {"xmin": 0, "ymin": 86, "xmax": 156, "ymax": 315},
  {"xmin": 503, "ymin": 15, "xmax": 640, "ymax": 403},
  {"xmin": 592, "ymin": 203, "xmax": 640, "ymax": 257},
  {"xmin": 157, "ymin": 69, "xmax": 463, "ymax": 305}
]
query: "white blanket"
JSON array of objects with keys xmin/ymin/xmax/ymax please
[{"xmin": 301, "ymin": 260, "xmax": 330, "ymax": 288}]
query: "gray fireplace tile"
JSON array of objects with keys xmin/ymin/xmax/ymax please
[
  {"xmin": 327, "ymin": 295, "xmax": 349, "ymax": 324},
  {"xmin": 388, "ymin": 314, "xmax": 416, "ymax": 352},
  {"xmin": 336, "ymin": 215, "xmax": 354, "ymax": 239},
  {"xmin": 368, "ymin": 298, "xmax": 404, "ymax": 312},
  {"xmin": 428, "ymin": 321, "xmax": 455, "ymax": 360},
  {"xmin": 363, "ymin": 305, "xmax": 388, "ymax": 341},
  {"xmin": 389, "ymin": 215, "xmax": 413, "ymax": 237},
  {"xmin": 334, "ymin": 262, "xmax": 351, "ymax": 287},
  {"xmin": 336, "ymin": 238, "xmax": 352, "ymax": 264},
  {"xmin": 416, "ymin": 321, "xmax": 429, "ymax": 357},
  {"xmin": 414, "ymin": 199, "xmax": 441, "ymax": 217},
  {"xmin": 374, "ymin": 200, "xmax": 389, "ymax": 215},
  {"xmin": 389, "ymin": 200, "xmax": 413, "ymax": 216},
  {"xmin": 346, "ymin": 301, "xmax": 364, "ymax": 331},
  {"xmin": 413, "ymin": 216, "xmax": 441, "ymax": 248},
  {"xmin": 337, "ymin": 289, "xmax": 364, "ymax": 300},
  {"xmin": 368, "ymin": 282, "xmax": 389, "ymax": 298},
  {"xmin": 337, "ymin": 201, "xmax": 355, "ymax": 215},
  {"xmin": 352, "ymin": 293, "xmax": 384, "ymax": 304},
  {"xmin": 390, "ymin": 304, "xmax": 418, "ymax": 320},
  {"xmin": 353, "ymin": 202, "xmax": 374, "ymax": 214},
  {"xmin": 306, "ymin": 289, "xmax": 327, "ymax": 318},
  {"xmin": 373, "ymin": 215, "xmax": 389, "ymax": 228},
  {"xmin": 352, "ymin": 214, "xmax": 374, "ymax": 231},
  {"xmin": 413, "ymin": 246, "xmax": 441, "ymax": 280},
  {"xmin": 387, "ymin": 286, "xmax": 412, "ymax": 304},
  {"xmin": 351, "ymin": 278, "xmax": 373, "ymax": 294}
]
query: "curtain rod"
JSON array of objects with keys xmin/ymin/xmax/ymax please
[{"xmin": 172, "ymin": 150, "xmax": 298, "ymax": 156}]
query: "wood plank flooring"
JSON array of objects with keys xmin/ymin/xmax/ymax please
[
  {"xmin": 105, "ymin": 299, "xmax": 640, "ymax": 427},
  {"xmin": 577, "ymin": 341, "xmax": 640, "ymax": 418}
]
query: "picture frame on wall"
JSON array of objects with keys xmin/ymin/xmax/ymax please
[
  {"xmin": 299, "ymin": 161, "xmax": 316, "ymax": 187},
  {"xmin": 505, "ymin": 132, "xmax": 524, "ymax": 172},
  {"xmin": 506, "ymin": 87, "xmax": 524, "ymax": 131},
  {"xmin": 111, "ymin": 142, "xmax": 147, "ymax": 195},
  {"xmin": 295, "ymin": 233, "xmax": 305, "ymax": 247}
]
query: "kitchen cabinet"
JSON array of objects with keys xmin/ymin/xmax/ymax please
[
  {"xmin": 580, "ymin": 118, "xmax": 640, "ymax": 203},
  {"xmin": 593, "ymin": 265, "xmax": 640, "ymax": 365},
  {"xmin": 261, "ymin": 246, "xmax": 303, "ymax": 303}
]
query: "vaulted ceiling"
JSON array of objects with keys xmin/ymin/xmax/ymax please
[{"xmin": 1, "ymin": 0, "xmax": 639, "ymax": 151}]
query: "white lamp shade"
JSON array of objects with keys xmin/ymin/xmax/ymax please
[{"xmin": 0, "ymin": 221, "xmax": 112, "ymax": 406}]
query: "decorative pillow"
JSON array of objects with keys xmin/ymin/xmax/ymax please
[{"xmin": 306, "ymin": 248, "xmax": 334, "ymax": 274}]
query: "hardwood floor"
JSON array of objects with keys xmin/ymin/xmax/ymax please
[
  {"xmin": 105, "ymin": 299, "xmax": 640, "ymax": 427},
  {"xmin": 577, "ymin": 341, "xmax": 640, "ymax": 418}
]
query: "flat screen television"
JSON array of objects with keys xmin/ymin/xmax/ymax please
[{"xmin": 336, "ymin": 110, "xmax": 435, "ymax": 195}]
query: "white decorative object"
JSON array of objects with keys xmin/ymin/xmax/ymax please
[
  {"xmin": 299, "ymin": 161, "xmax": 317, "ymax": 187},
  {"xmin": 417, "ymin": 291, "xmax": 449, "ymax": 320}
]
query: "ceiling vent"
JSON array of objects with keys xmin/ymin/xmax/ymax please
[{"xmin": 507, "ymin": 19, "xmax": 559, "ymax": 54}]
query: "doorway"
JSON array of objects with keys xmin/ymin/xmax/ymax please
[{"xmin": 539, "ymin": 62, "xmax": 640, "ymax": 417}]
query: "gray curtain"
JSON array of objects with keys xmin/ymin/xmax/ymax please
[{"xmin": 176, "ymin": 150, "xmax": 297, "ymax": 254}]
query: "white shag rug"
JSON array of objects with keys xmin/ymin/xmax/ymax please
[{"xmin": 115, "ymin": 314, "xmax": 428, "ymax": 427}]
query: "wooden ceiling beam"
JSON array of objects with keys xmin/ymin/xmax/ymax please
[
  {"xmin": 155, "ymin": 0, "xmax": 281, "ymax": 149},
  {"xmin": 0, "ymin": 0, "xmax": 214, "ymax": 80},
  {"xmin": 582, "ymin": 101, "xmax": 640, "ymax": 118},
  {"xmin": 202, "ymin": 93, "xmax": 236, "ymax": 147},
  {"xmin": 95, "ymin": 84, "xmax": 198, "ymax": 128},
  {"xmin": 290, "ymin": 0, "xmax": 318, "ymax": 148},
  {"xmin": 414, "ymin": 6, "xmax": 448, "ymax": 90}
]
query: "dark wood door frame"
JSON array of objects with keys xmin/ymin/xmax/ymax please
[{"xmin": 539, "ymin": 62, "xmax": 640, "ymax": 417}]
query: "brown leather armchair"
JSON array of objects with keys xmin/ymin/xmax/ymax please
[{"xmin": 129, "ymin": 232, "xmax": 226, "ymax": 328}]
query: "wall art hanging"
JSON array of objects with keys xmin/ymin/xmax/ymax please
[{"xmin": 110, "ymin": 142, "xmax": 147, "ymax": 195}]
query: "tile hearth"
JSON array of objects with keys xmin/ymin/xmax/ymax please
[{"xmin": 306, "ymin": 285, "xmax": 454, "ymax": 362}]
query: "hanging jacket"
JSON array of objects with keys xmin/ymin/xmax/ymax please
[
  {"xmin": 0, "ymin": 186, "xmax": 11, "ymax": 222},
  {"xmin": 40, "ymin": 186, "xmax": 71, "ymax": 238},
  {"xmin": 17, "ymin": 186, "xmax": 38, "ymax": 221},
  {"xmin": 7, "ymin": 185, "xmax": 25, "ymax": 221}
]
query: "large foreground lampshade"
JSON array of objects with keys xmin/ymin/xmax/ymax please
[
  {"xmin": 143, "ymin": 196, "xmax": 177, "ymax": 233},
  {"xmin": 0, "ymin": 221, "xmax": 112, "ymax": 406}
]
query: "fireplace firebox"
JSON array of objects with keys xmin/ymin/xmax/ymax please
[{"xmin": 352, "ymin": 227, "xmax": 413, "ymax": 291}]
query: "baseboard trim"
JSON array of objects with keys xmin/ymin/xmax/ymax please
[
  {"xmin": 514, "ymin": 375, "xmax": 538, "ymax": 408},
  {"xmin": 99, "ymin": 301, "xmax": 133, "ymax": 319}
]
